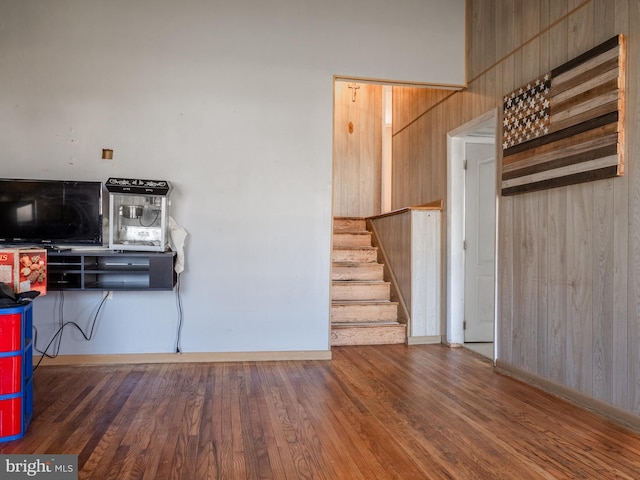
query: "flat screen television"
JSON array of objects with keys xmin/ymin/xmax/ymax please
[{"xmin": 0, "ymin": 178, "xmax": 103, "ymax": 247}]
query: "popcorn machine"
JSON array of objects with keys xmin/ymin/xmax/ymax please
[{"xmin": 105, "ymin": 178, "xmax": 171, "ymax": 251}]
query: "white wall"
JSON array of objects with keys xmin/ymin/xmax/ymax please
[{"xmin": 0, "ymin": 0, "xmax": 465, "ymax": 355}]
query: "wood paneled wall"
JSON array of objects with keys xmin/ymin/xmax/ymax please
[
  {"xmin": 333, "ymin": 81, "xmax": 383, "ymax": 218},
  {"xmin": 370, "ymin": 208, "xmax": 442, "ymax": 341},
  {"xmin": 393, "ymin": 0, "xmax": 640, "ymax": 417},
  {"xmin": 371, "ymin": 212, "xmax": 413, "ymax": 312},
  {"xmin": 392, "ymin": 87, "xmax": 454, "ymax": 209}
]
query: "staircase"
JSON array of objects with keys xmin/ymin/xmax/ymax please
[{"xmin": 331, "ymin": 217, "xmax": 406, "ymax": 346}]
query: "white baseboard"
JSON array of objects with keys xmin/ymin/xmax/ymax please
[
  {"xmin": 36, "ymin": 350, "xmax": 332, "ymax": 366},
  {"xmin": 407, "ymin": 335, "xmax": 441, "ymax": 345}
]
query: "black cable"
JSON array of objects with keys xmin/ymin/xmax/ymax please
[
  {"xmin": 54, "ymin": 291, "xmax": 64, "ymax": 357},
  {"xmin": 33, "ymin": 292, "xmax": 108, "ymax": 371},
  {"xmin": 174, "ymin": 273, "xmax": 183, "ymax": 353}
]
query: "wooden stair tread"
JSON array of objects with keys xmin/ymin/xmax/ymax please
[
  {"xmin": 332, "ymin": 300, "xmax": 397, "ymax": 305},
  {"xmin": 333, "ymin": 233, "xmax": 373, "ymax": 247},
  {"xmin": 332, "ymin": 261, "xmax": 383, "ymax": 266},
  {"xmin": 333, "ymin": 218, "xmax": 367, "ymax": 232},
  {"xmin": 332, "ymin": 253, "xmax": 378, "ymax": 260},
  {"xmin": 332, "ymin": 266, "xmax": 384, "ymax": 281},
  {"xmin": 332, "ymin": 280, "xmax": 389, "ymax": 284},
  {"xmin": 331, "ymin": 216, "xmax": 404, "ymax": 346},
  {"xmin": 332, "ymin": 322, "xmax": 403, "ymax": 327}
]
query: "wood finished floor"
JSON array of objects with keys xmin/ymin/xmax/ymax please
[{"xmin": 3, "ymin": 344, "xmax": 640, "ymax": 479}]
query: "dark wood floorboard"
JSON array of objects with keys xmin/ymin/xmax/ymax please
[{"xmin": 2, "ymin": 344, "xmax": 640, "ymax": 479}]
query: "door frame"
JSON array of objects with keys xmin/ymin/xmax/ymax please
[{"xmin": 446, "ymin": 109, "xmax": 499, "ymax": 356}]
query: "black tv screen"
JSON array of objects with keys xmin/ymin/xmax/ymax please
[{"xmin": 0, "ymin": 179, "xmax": 103, "ymax": 246}]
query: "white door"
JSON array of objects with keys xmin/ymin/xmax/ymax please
[{"xmin": 464, "ymin": 142, "xmax": 496, "ymax": 342}]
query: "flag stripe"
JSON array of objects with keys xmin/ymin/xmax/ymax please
[
  {"xmin": 501, "ymin": 165, "xmax": 619, "ymax": 196},
  {"xmin": 551, "ymin": 79, "xmax": 618, "ymax": 116},
  {"xmin": 502, "ymin": 155, "xmax": 619, "ymax": 189},
  {"xmin": 502, "ymin": 144, "xmax": 618, "ymax": 180},
  {"xmin": 548, "ymin": 100, "xmax": 618, "ymax": 133},
  {"xmin": 551, "ymin": 35, "xmax": 620, "ymax": 77},
  {"xmin": 551, "ymin": 54, "xmax": 619, "ymax": 97},
  {"xmin": 503, "ymin": 135, "xmax": 618, "ymax": 174},
  {"xmin": 552, "ymin": 67, "xmax": 618, "ymax": 105},
  {"xmin": 503, "ymin": 126, "xmax": 618, "ymax": 168},
  {"xmin": 503, "ymin": 111, "xmax": 618, "ymax": 158},
  {"xmin": 553, "ymin": 46, "xmax": 619, "ymax": 88}
]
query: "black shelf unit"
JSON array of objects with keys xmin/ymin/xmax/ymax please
[{"xmin": 47, "ymin": 250, "xmax": 177, "ymax": 291}]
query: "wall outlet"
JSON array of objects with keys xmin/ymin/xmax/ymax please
[{"xmin": 103, "ymin": 291, "xmax": 113, "ymax": 300}]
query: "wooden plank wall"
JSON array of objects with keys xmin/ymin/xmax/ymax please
[
  {"xmin": 370, "ymin": 212, "xmax": 413, "ymax": 313},
  {"xmin": 333, "ymin": 81, "xmax": 383, "ymax": 218},
  {"xmin": 392, "ymin": 88, "xmax": 454, "ymax": 209},
  {"xmin": 392, "ymin": 0, "xmax": 640, "ymax": 417},
  {"xmin": 410, "ymin": 209, "xmax": 442, "ymax": 340},
  {"xmin": 370, "ymin": 209, "xmax": 442, "ymax": 341}
]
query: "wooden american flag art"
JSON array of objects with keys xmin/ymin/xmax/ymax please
[{"xmin": 501, "ymin": 35, "xmax": 626, "ymax": 196}]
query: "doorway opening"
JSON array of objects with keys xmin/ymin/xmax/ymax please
[{"xmin": 446, "ymin": 109, "xmax": 498, "ymax": 361}]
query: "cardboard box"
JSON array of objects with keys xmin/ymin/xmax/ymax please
[{"xmin": 0, "ymin": 248, "xmax": 47, "ymax": 296}]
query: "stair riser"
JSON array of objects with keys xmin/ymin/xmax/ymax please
[
  {"xmin": 334, "ymin": 218, "xmax": 366, "ymax": 232},
  {"xmin": 331, "ymin": 325, "xmax": 406, "ymax": 346},
  {"xmin": 332, "ymin": 249, "xmax": 377, "ymax": 263},
  {"xmin": 331, "ymin": 303, "xmax": 398, "ymax": 323},
  {"xmin": 332, "ymin": 283, "xmax": 390, "ymax": 301},
  {"xmin": 332, "ymin": 264, "xmax": 384, "ymax": 281},
  {"xmin": 333, "ymin": 233, "xmax": 372, "ymax": 248}
]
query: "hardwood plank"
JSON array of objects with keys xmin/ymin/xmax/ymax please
[
  {"xmin": 260, "ymin": 363, "xmax": 323, "ymax": 479},
  {"xmin": 5, "ymin": 346, "xmax": 640, "ymax": 478}
]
